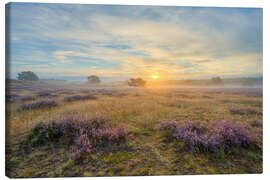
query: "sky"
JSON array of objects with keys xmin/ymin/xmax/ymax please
[{"xmin": 6, "ymin": 3, "xmax": 262, "ymax": 81}]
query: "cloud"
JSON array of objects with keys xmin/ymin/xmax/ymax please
[{"xmin": 7, "ymin": 3, "xmax": 262, "ymax": 80}]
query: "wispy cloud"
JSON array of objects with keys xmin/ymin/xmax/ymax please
[{"xmin": 6, "ymin": 3, "xmax": 262, "ymax": 80}]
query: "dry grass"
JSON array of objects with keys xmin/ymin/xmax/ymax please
[{"xmin": 5, "ymin": 82, "xmax": 262, "ymax": 177}]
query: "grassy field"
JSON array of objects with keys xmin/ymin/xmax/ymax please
[{"xmin": 5, "ymin": 81, "xmax": 263, "ymax": 177}]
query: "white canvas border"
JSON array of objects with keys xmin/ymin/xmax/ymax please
[{"xmin": 0, "ymin": 0, "xmax": 268, "ymax": 180}]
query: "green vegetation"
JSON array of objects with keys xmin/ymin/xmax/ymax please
[
  {"xmin": 88, "ymin": 75, "xmax": 101, "ymax": 84},
  {"xmin": 17, "ymin": 71, "xmax": 39, "ymax": 81}
]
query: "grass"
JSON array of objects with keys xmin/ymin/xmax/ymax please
[{"xmin": 5, "ymin": 83, "xmax": 263, "ymax": 177}]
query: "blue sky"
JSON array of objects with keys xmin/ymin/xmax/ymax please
[{"xmin": 6, "ymin": 3, "xmax": 262, "ymax": 81}]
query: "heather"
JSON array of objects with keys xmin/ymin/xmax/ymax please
[
  {"xmin": 6, "ymin": 81, "xmax": 263, "ymax": 177},
  {"xmin": 20, "ymin": 96, "xmax": 36, "ymax": 101},
  {"xmin": 37, "ymin": 91, "xmax": 54, "ymax": 97},
  {"xmin": 230, "ymin": 108, "xmax": 262, "ymax": 115},
  {"xmin": 22, "ymin": 115, "xmax": 131, "ymax": 159},
  {"xmin": 6, "ymin": 94, "xmax": 21, "ymax": 102},
  {"xmin": 63, "ymin": 94, "xmax": 97, "ymax": 102},
  {"xmin": 251, "ymin": 119, "xmax": 262, "ymax": 127},
  {"xmin": 19, "ymin": 100, "xmax": 58, "ymax": 110},
  {"xmin": 158, "ymin": 120, "xmax": 261, "ymax": 153}
]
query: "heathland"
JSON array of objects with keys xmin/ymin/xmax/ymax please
[{"xmin": 5, "ymin": 79, "xmax": 262, "ymax": 177}]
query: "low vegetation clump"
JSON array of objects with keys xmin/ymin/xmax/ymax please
[
  {"xmin": 22, "ymin": 115, "xmax": 132, "ymax": 159},
  {"xmin": 19, "ymin": 100, "xmax": 58, "ymax": 110},
  {"xmin": 37, "ymin": 91, "xmax": 55, "ymax": 97},
  {"xmin": 20, "ymin": 96, "xmax": 36, "ymax": 101},
  {"xmin": 63, "ymin": 94, "xmax": 97, "ymax": 102},
  {"xmin": 158, "ymin": 120, "xmax": 261, "ymax": 153},
  {"xmin": 127, "ymin": 78, "xmax": 146, "ymax": 87},
  {"xmin": 6, "ymin": 94, "xmax": 20, "ymax": 102},
  {"xmin": 88, "ymin": 75, "xmax": 101, "ymax": 84},
  {"xmin": 230, "ymin": 108, "xmax": 262, "ymax": 115},
  {"xmin": 251, "ymin": 119, "xmax": 262, "ymax": 127}
]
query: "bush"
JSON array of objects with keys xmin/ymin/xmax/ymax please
[
  {"xmin": 17, "ymin": 71, "xmax": 39, "ymax": 81},
  {"xmin": 158, "ymin": 120, "xmax": 260, "ymax": 153},
  {"xmin": 157, "ymin": 120, "xmax": 178, "ymax": 133},
  {"xmin": 22, "ymin": 115, "xmax": 132, "ymax": 159},
  {"xmin": 37, "ymin": 91, "xmax": 53, "ymax": 97},
  {"xmin": 20, "ymin": 96, "xmax": 36, "ymax": 102},
  {"xmin": 211, "ymin": 77, "xmax": 222, "ymax": 85},
  {"xmin": 127, "ymin": 78, "xmax": 146, "ymax": 87},
  {"xmin": 63, "ymin": 95, "xmax": 97, "ymax": 102},
  {"xmin": 251, "ymin": 119, "xmax": 262, "ymax": 127},
  {"xmin": 6, "ymin": 94, "xmax": 20, "ymax": 102},
  {"xmin": 88, "ymin": 75, "xmax": 101, "ymax": 84},
  {"xmin": 230, "ymin": 108, "xmax": 262, "ymax": 115},
  {"xmin": 20, "ymin": 100, "xmax": 58, "ymax": 110}
]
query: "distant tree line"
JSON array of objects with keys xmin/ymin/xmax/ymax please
[{"xmin": 87, "ymin": 75, "xmax": 147, "ymax": 87}]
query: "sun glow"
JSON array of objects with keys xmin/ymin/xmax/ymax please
[{"xmin": 152, "ymin": 75, "xmax": 158, "ymax": 79}]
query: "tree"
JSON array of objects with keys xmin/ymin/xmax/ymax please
[
  {"xmin": 17, "ymin": 71, "xmax": 39, "ymax": 81},
  {"xmin": 88, "ymin": 75, "xmax": 101, "ymax": 84},
  {"xmin": 211, "ymin": 77, "xmax": 222, "ymax": 85},
  {"xmin": 127, "ymin": 78, "xmax": 146, "ymax": 87}
]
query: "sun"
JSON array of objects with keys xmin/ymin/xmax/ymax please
[{"xmin": 152, "ymin": 75, "xmax": 158, "ymax": 79}]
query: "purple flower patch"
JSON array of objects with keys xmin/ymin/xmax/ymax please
[
  {"xmin": 20, "ymin": 100, "xmax": 58, "ymax": 110},
  {"xmin": 158, "ymin": 120, "xmax": 261, "ymax": 153},
  {"xmin": 24, "ymin": 115, "xmax": 131, "ymax": 159},
  {"xmin": 63, "ymin": 95, "xmax": 97, "ymax": 102}
]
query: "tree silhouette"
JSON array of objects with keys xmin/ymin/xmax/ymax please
[
  {"xmin": 127, "ymin": 78, "xmax": 146, "ymax": 87},
  {"xmin": 211, "ymin": 77, "xmax": 222, "ymax": 85},
  {"xmin": 17, "ymin": 71, "xmax": 39, "ymax": 81},
  {"xmin": 88, "ymin": 75, "xmax": 101, "ymax": 84}
]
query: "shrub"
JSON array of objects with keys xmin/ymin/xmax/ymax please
[
  {"xmin": 23, "ymin": 115, "xmax": 131, "ymax": 159},
  {"xmin": 251, "ymin": 119, "xmax": 262, "ymax": 127},
  {"xmin": 127, "ymin": 78, "xmax": 146, "ymax": 87},
  {"xmin": 17, "ymin": 71, "xmax": 39, "ymax": 81},
  {"xmin": 88, "ymin": 75, "xmax": 101, "ymax": 84},
  {"xmin": 20, "ymin": 96, "xmax": 35, "ymax": 101},
  {"xmin": 25, "ymin": 122, "xmax": 63, "ymax": 147},
  {"xmin": 210, "ymin": 121, "xmax": 254, "ymax": 149},
  {"xmin": 111, "ymin": 93, "xmax": 128, "ymax": 98},
  {"xmin": 20, "ymin": 100, "xmax": 58, "ymax": 110},
  {"xmin": 211, "ymin": 77, "xmax": 222, "ymax": 85},
  {"xmin": 230, "ymin": 108, "xmax": 262, "ymax": 115},
  {"xmin": 58, "ymin": 90, "xmax": 74, "ymax": 95},
  {"xmin": 6, "ymin": 94, "xmax": 20, "ymax": 102},
  {"xmin": 158, "ymin": 120, "xmax": 260, "ymax": 153},
  {"xmin": 37, "ymin": 91, "xmax": 58, "ymax": 97},
  {"xmin": 63, "ymin": 94, "xmax": 97, "ymax": 102},
  {"xmin": 78, "ymin": 89, "xmax": 91, "ymax": 94},
  {"xmin": 157, "ymin": 120, "xmax": 179, "ymax": 133}
]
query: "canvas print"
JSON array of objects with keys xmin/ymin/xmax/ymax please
[{"xmin": 5, "ymin": 3, "xmax": 262, "ymax": 178}]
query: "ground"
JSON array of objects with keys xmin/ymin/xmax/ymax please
[{"xmin": 5, "ymin": 80, "xmax": 262, "ymax": 177}]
